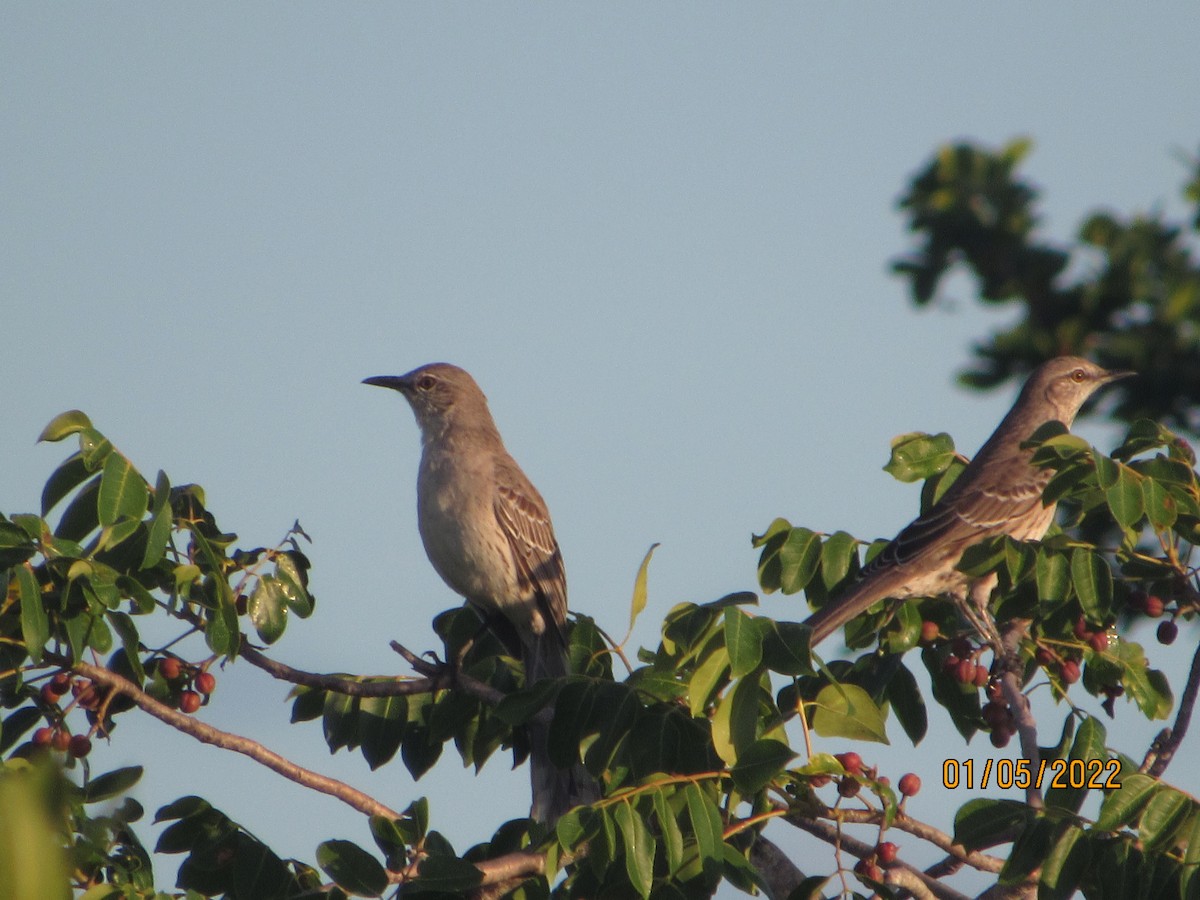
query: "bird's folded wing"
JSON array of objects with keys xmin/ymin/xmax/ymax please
[{"xmin": 492, "ymin": 461, "xmax": 568, "ymax": 638}]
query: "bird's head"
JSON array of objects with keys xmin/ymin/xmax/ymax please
[
  {"xmin": 363, "ymin": 363, "xmax": 492, "ymax": 437},
  {"xmin": 1025, "ymin": 356, "xmax": 1135, "ymax": 424}
]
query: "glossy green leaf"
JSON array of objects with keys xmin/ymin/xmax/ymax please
[
  {"xmin": 712, "ymin": 673, "xmax": 763, "ymax": 764},
  {"xmin": 626, "ymin": 542, "xmax": 659, "ymax": 633},
  {"xmin": 0, "ymin": 520, "xmax": 36, "ymax": 572},
  {"xmin": 17, "ymin": 565, "xmax": 49, "ymax": 664},
  {"xmin": 723, "ymin": 608, "xmax": 763, "ymax": 678},
  {"xmin": 1143, "ymin": 788, "xmax": 1197, "ymax": 856},
  {"xmin": 954, "ymin": 798, "xmax": 1033, "ymax": 851},
  {"xmin": 818, "ymin": 530, "xmax": 859, "ymax": 590},
  {"xmin": 274, "ymin": 553, "xmax": 313, "ymax": 618},
  {"xmin": 614, "ymin": 802, "xmax": 654, "ymax": 899},
  {"xmin": 40, "ymin": 453, "xmax": 91, "ymax": 516},
  {"xmin": 358, "ymin": 694, "xmax": 406, "ymax": 771},
  {"xmin": 1094, "ymin": 773, "xmax": 1159, "ymax": 831},
  {"xmin": 884, "ymin": 431, "xmax": 956, "ymax": 483},
  {"xmin": 688, "ymin": 646, "xmax": 730, "ymax": 716},
  {"xmin": 758, "ymin": 619, "xmax": 812, "ymax": 676},
  {"xmin": 811, "ymin": 683, "xmax": 889, "ymax": 743},
  {"xmin": 778, "ymin": 528, "xmax": 821, "ymax": 594},
  {"xmin": 55, "ymin": 474, "xmax": 102, "ymax": 542},
  {"xmin": 1036, "ymin": 550, "xmax": 1071, "ymax": 605},
  {"xmin": 1071, "ymin": 549, "xmax": 1112, "ymax": 620},
  {"xmin": 316, "ymin": 839, "xmax": 388, "ymax": 897},
  {"xmin": 730, "ymin": 739, "xmax": 795, "ymax": 794},
  {"xmin": 84, "ymin": 766, "xmax": 144, "ymax": 803},
  {"xmin": 79, "ymin": 427, "xmax": 115, "ymax": 471},
  {"xmin": 1039, "ymin": 823, "xmax": 1089, "ymax": 900},
  {"xmin": 38, "ymin": 409, "xmax": 93, "ymax": 443},
  {"xmin": 98, "ymin": 452, "xmax": 148, "ymax": 527},
  {"xmin": 652, "ymin": 789, "xmax": 684, "ymax": 874},
  {"xmin": 1141, "ymin": 476, "xmax": 1178, "ymax": 531},
  {"xmin": 883, "ymin": 660, "xmax": 928, "ymax": 744},
  {"xmin": 684, "ymin": 783, "xmax": 723, "ymax": 877},
  {"xmin": 1104, "ymin": 464, "xmax": 1144, "ymax": 530},
  {"xmin": 107, "ymin": 611, "xmax": 145, "ymax": 683},
  {"xmin": 249, "ymin": 576, "xmax": 288, "ymax": 645}
]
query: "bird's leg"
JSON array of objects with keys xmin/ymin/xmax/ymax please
[{"xmin": 953, "ymin": 575, "xmax": 1005, "ymax": 652}]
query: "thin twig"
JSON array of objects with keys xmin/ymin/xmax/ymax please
[{"xmin": 1144, "ymin": 633, "xmax": 1200, "ymax": 777}]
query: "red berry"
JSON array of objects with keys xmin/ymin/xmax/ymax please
[
  {"xmin": 835, "ymin": 752, "xmax": 863, "ymax": 775},
  {"xmin": 1089, "ymin": 632, "xmax": 1110, "ymax": 653},
  {"xmin": 837, "ymin": 777, "xmax": 861, "ymax": 798},
  {"xmin": 32, "ymin": 726, "xmax": 54, "ymax": 748},
  {"xmin": 986, "ymin": 680, "xmax": 1004, "ymax": 702},
  {"xmin": 973, "ymin": 664, "xmax": 990, "ymax": 688},
  {"xmin": 981, "ymin": 701, "xmax": 1009, "ymax": 728},
  {"xmin": 854, "ymin": 859, "xmax": 883, "ymax": 883},
  {"xmin": 1158, "ymin": 621, "xmax": 1179, "ymax": 645},
  {"xmin": 808, "ymin": 774, "xmax": 831, "ymax": 788},
  {"xmin": 876, "ymin": 841, "xmax": 899, "ymax": 866},
  {"xmin": 179, "ymin": 691, "xmax": 202, "ymax": 714},
  {"xmin": 942, "ymin": 654, "xmax": 960, "ymax": 675},
  {"xmin": 956, "ymin": 658, "xmax": 977, "ymax": 684},
  {"xmin": 990, "ymin": 727, "xmax": 1013, "ymax": 748},
  {"xmin": 1073, "ymin": 616, "xmax": 1092, "ymax": 640},
  {"xmin": 40, "ymin": 684, "xmax": 60, "ymax": 705},
  {"xmin": 898, "ymin": 773, "xmax": 921, "ymax": 797},
  {"xmin": 951, "ymin": 637, "xmax": 972, "ymax": 658},
  {"xmin": 51, "ymin": 729, "xmax": 71, "ymax": 752},
  {"xmin": 195, "ymin": 671, "xmax": 217, "ymax": 694},
  {"xmin": 1144, "ymin": 595, "xmax": 1166, "ymax": 618},
  {"xmin": 1060, "ymin": 660, "xmax": 1081, "ymax": 684},
  {"xmin": 49, "ymin": 672, "xmax": 71, "ymax": 695},
  {"xmin": 1035, "ymin": 646, "xmax": 1056, "ymax": 667},
  {"xmin": 68, "ymin": 734, "xmax": 92, "ymax": 758},
  {"xmin": 159, "ymin": 657, "xmax": 182, "ymax": 680},
  {"xmin": 919, "ymin": 620, "xmax": 940, "ymax": 645}
]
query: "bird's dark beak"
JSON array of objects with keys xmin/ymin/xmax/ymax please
[
  {"xmin": 363, "ymin": 375, "xmax": 411, "ymax": 393},
  {"xmin": 1101, "ymin": 369, "xmax": 1137, "ymax": 384}
]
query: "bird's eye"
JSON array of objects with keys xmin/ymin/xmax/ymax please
[
  {"xmin": 1071, "ymin": 369, "xmax": 1087, "ymax": 383},
  {"xmin": 416, "ymin": 375, "xmax": 436, "ymax": 391}
]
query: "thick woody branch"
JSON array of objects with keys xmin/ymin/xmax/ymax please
[
  {"xmin": 1143, "ymin": 631, "xmax": 1200, "ymax": 777},
  {"xmin": 240, "ymin": 643, "xmax": 444, "ymax": 696},
  {"xmin": 58, "ymin": 654, "xmax": 402, "ymax": 821},
  {"xmin": 997, "ymin": 618, "xmax": 1043, "ymax": 808}
]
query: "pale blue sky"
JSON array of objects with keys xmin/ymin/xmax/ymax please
[{"xmin": 4, "ymin": 5, "xmax": 1199, "ymax": 894}]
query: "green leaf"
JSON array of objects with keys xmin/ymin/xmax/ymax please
[
  {"xmin": 0, "ymin": 519, "xmax": 36, "ymax": 570},
  {"xmin": 414, "ymin": 854, "xmax": 482, "ymax": 892},
  {"xmin": 954, "ymin": 798, "xmax": 1033, "ymax": 851},
  {"xmin": 730, "ymin": 739, "xmax": 796, "ymax": 794},
  {"xmin": 38, "ymin": 410, "xmax": 93, "ymax": 443},
  {"xmin": 652, "ymin": 789, "xmax": 684, "ymax": 875},
  {"xmin": 1039, "ymin": 823, "xmax": 1089, "ymax": 900},
  {"xmin": 688, "ymin": 646, "xmax": 730, "ymax": 716},
  {"xmin": 1094, "ymin": 773, "xmax": 1158, "ymax": 831},
  {"xmin": 40, "ymin": 453, "xmax": 92, "ymax": 516},
  {"xmin": 883, "ymin": 660, "xmax": 928, "ymax": 745},
  {"xmin": 1142, "ymin": 476, "xmax": 1178, "ymax": 531},
  {"xmin": 1045, "ymin": 716, "xmax": 1106, "ymax": 814},
  {"xmin": 811, "ymin": 682, "xmax": 889, "ymax": 743},
  {"xmin": 106, "ymin": 611, "xmax": 145, "ymax": 683},
  {"xmin": 84, "ymin": 766, "xmax": 144, "ymax": 803},
  {"xmin": 316, "ymin": 840, "xmax": 388, "ymax": 897},
  {"xmin": 712, "ymin": 673, "xmax": 763, "ymax": 764},
  {"xmin": 684, "ymin": 783, "xmax": 723, "ymax": 877},
  {"xmin": 884, "ymin": 431, "xmax": 956, "ymax": 483},
  {"xmin": 1036, "ymin": 550, "xmax": 1071, "ymax": 606},
  {"xmin": 614, "ymin": 802, "xmax": 655, "ymax": 899},
  {"xmin": 1141, "ymin": 788, "xmax": 1195, "ymax": 853},
  {"xmin": 79, "ymin": 427, "xmax": 115, "ymax": 471},
  {"xmin": 778, "ymin": 527, "xmax": 821, "ymax": 594},
  {"xmin": 627, "ymin": 543, "xmax": 659, "ymax": 633},
  {"xmin": 249, "ymin": 576, "xmax": 288, "ymax": 645},
  {"xmin": 323, "ymin": 691, "xmax": 359, "ymax": 754},
  {"xmin": 17, "ymin": 566, "xmax": 49, "ymax": 665},
  {"xmin": 98, "ymin": 452, "xmax": 148, "ymax": 527},
  {"xmin": 1104, "ymin": 464, "xmax": 1144, "ymax": 530},
  {"xmin": 0, "ymin": 765, "xmax": 72, "ymax": 899},
  {"xmin": 274, "ymin": 553, "xmax": 313, "ymax": 618},
  {"xmin": 758, "ymin": 619, "xmax": 812, "ymax": 676},
  {"xmin": 358, "ymin": 694, "xmax": 406, "ymax": 771},
  {"xmin": 1071, "ymin": 549, "xmax": 1112, "ymax": 621},
  {"xmin": 723, "ymin": 608, "xmax": 763, "ymax": 678}
]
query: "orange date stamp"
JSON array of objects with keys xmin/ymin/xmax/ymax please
[{"xmin": 940, "ymin": 758, "xmax": 1122, "ymax": 791}]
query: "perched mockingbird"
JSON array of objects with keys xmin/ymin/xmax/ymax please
[
  {"xmin": 364, "ymin": 362, "xmax": 596, "ymax": 822},
  {"xmin": 804, "ymin": 356, "xmax": 1134, "ymax": 648}
]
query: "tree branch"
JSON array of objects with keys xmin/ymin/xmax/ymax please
[
  {"xmin": 998, "ymin": 618, "xmax": 1043, "ymax": 808},
  {"xmin": 1143, "ymin": 628, "xmax": 1200, "ymax": 777},
  {"xmin": 59, "ymin": 654, "xmax": 402, "ymax": 821}
]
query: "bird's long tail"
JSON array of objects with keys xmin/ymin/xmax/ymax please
[{"xmin": 525, "ymin": 632, "xmax": 600, "ymax": 824}]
